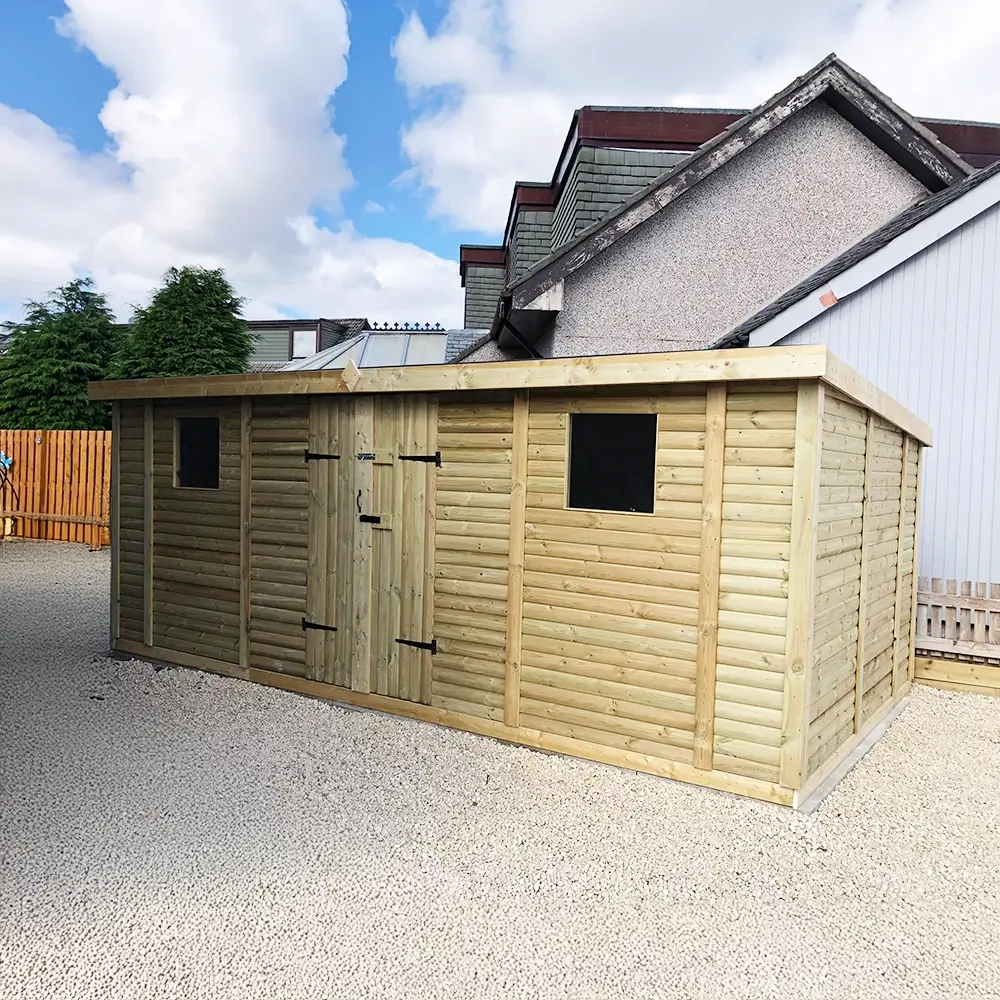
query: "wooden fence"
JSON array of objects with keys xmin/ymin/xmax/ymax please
[
  {"xmin": 0, "ymin": 429, "xmax": 112, "ymax": 548},
  {"xmin": 915, "ymin": 578, "xmax": 1000, "ymax": 664}
]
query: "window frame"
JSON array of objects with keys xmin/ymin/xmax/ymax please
[
  {"xmin": 172, "ymin": 414, "xmax": 222, "ymax": 491},
  {"xmin": 564, "ymin": 410, "xmax": 659, "ymax": 516},
  {"xmin": 290, "ymin": 327, "xmax": 318, "ymax": 359}
]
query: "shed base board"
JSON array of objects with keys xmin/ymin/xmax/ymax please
[
  {"xmin": 115, "ymin": 638, "xmax": 247, "ymax": 680},
  {"xmin": 914, "ymin": 656, "xmax": 1000, "ymax": 698},
  {"xmin": 110, "ymin": 638, "xmax": 795, "ymax": 806},
  {"xmin": 795, "ymin": 687, "xmax": 910, "ymax": 812}
]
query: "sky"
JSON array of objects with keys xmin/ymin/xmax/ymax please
[{"xmin": 1, "ymin": 0, "xmax": 999, "ymax": 327}]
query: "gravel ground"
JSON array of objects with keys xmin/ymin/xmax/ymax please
[{"xmin": 2, "ymin": 543, "xmax": 1000, "ymax": 1000}]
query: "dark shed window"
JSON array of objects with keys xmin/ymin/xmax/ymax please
[
  {"xmin": 175, "ymin": 417, "xmax": 220, "ymax": 489},
  {"xmin": 568, "ymin": 412, "xmax": 657, "ymax": 513}
]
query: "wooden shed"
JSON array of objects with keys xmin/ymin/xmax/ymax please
[{"xmin": 90, "ymin": 346, "xmax": 930, "ymax": 807}]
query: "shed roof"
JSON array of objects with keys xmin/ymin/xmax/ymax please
[{"xmin": 89, "ymin": 345, "xmax": 931, "ymax": 445}]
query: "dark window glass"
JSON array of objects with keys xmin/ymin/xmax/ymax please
[
  {"xmin": 568, "ymin": 412, "xmax": 656, "ymax": 513},
  {"xmin": 176, "ymin": 417, "xmax": 220, "ymax": 489}
]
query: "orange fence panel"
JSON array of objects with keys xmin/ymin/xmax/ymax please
[{"xmin": 0, "ymin": 429, "xmax": 112, "ymax": 548}]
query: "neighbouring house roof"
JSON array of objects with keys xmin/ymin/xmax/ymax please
[
  {"xmin": 283, "ymin": 332, "xmax": 449, "ymax": 370},
  {"xmin": 115, "ymin": 317, "xmax": 373, "ymax": 334},
  {"xmin": 444, "ymin": 329, "xmax": 489, "ymax": 362},
  {"xmin": 248, "ymin": 361, "xmax": 290, "ymax": 374},
  {"xmin": 458, "ymin": 246, "xmax": 507, "ymax": 285},
  {"xmin": 246, "ymin": 317, "xmax": 372, "ymax": 334},
  {"xmin": 502, "ymin": 55, "xmax": 971, "ymax": 329},
  {"xmin": 450, "ymin": 332, "xmax": 492, "ymax": 363},
  {"xmin": 331, "ymin": 318, "xmax": 372, "ymax": 336},
  {"xmin": 712, "ymin": 156, "xmax": 1000, "ymax": 350}
]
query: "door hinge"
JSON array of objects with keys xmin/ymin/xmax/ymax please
[
  {"xmin": 359, "ymin": 514, "xmax": 381, "ymax": 525},
  {"xmin": 398, "ymin": 451, "xmax": 441, "ymax": 466},
  {"xmin": 395, "ymin": 637, "xmax": 437, "ymax": 654},
  {"xmin": 305, "ymin": 451, "xmax": 340, "ymax": 462},
  {"xmin": 302, "ymin": 617, "xmax": 338, "ymax": 633}
]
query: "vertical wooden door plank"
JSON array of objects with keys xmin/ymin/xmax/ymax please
[
  {"xmin": 352, "ymin": 396, "xmax": 374, "ymax": 693},
  {"xmin": 853, "ymin": 410, "xmax": 877, "ymax": 733},
  {"xmin": 306, "ymin": 397, "xmax": 329, "ymax": 680},
  {"xmin": 372, "ymin": 399, "xmax": 392, "ymax": 696},
  {"xmin": 503, "ymin": 391, "xmax": 529, "ymax": 728},
  {"xmin": 110, "ymin": 404, "xmax": 121, "ymax": 645},
  {"xmin": 409, "ymin": 397, "xmax": 428, "ymax": 703},
  {"xmin": 398, "ymin": 401, "xmax": 416, "ymax": 701},
  {"xmin": 323, "ymin": 400, "xmax": 340, "ymax": 682},
  {"xmin": 419, "ymin": 396, "xmax": 437, "ymax": 707},
  {"xmin": 239, "ymin": 398, "xmax": 252, "ymax": 677},
  {"xmin": 779, "ymin": 380, "xmax": 823, "ymax": 790},
  {"xmin": 693, "ymin": 383, "xmax": 726, "ymax": 770},
  {"xmin": 142, "ymin": 402, "xmax": 154, "ymax": 647},
  {"xmin": 332, "ymin": 399, "xmax": 353, "ymax": 687}
]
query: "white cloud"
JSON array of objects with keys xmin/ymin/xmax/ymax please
[
  {"xmin": 0, "ymin": 0, "xmax": 463, "ymax": 326},
  {"xmin": 363, "ymin": 200, "xmax": 386, "ymax": 214},
  {"xmin": 394, "ymin": 0, "xmax": 1000, "ymax": 233}
]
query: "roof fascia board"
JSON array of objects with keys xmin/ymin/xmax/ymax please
[
  {"xmin": 748, "ymin": 166, "xmax": 1000, "ymax": 349},
  {"xmin": 827, "ymin": 60, "xmax": 972, "ymax": 182},
  {"xmin": 553, "ymin": 112, "xmax": 582, "ymax": 188},
  {"xmin": 824, "ymin": 352, "xmax": 932, "ymax": 445},
  {"xmin": 502, "ymin": 182, "xmax": 557, "ymax": 247},
  {"xmin": 92, "ymin": 346, "xmax": 829, "ymax": 399},
  {"xmin": 822, "ymin": 78, "xmax": 968, "ymax": 190},
  {"xmin": 87, "ymin": 344, "xmax": 931, "ymax": 443},
  {"xmin": 509, "ymin": 56, "xmax": 971, "ymax": 312}
]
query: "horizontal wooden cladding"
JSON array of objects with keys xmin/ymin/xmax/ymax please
[
  {"xmin": 520, "ymin": 390, "xmax": 709, "ymax": 764},
  {"xmin": 805, "ymin": 393, "xmax": 915, "ymax": 779},
  {"xmin": 856, "ymin": 416, "xmax": 905, "ymax": 729},
  {"xmin": 118, "ymin": 404, "xmax": 145, "ymax": 640},
  {"xmin": 807, "ymin": 393, "xmax": 868, "ymax": 774},
  {"xmin": 249, "ymin": 400, "xmax": 309, "ymax": 677},
  {"xmin": 432, "ymin": 401, "xmax": 514, "ymax": 720},
  {"xmin": 714, "ymin": 388, "xmax": 796, "ymax": 782},
  {"xmin": 147, "ymin": 401, "xmax": 242, "ymax": 665}
]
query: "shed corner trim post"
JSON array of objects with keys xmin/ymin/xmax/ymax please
[
  {"xmin": 504, "ymin": 390, "xmax": 529, "ymax": 728},
  {"xmin": 907, "ymin": 443, "xmax": 924, "ymax": 683},
  {"xmin": 350, "ymin": 396, "xmax": 375, "ymax": 693},
  {"xmin": 779, "ymin": 379, "xmax": 824, "ymax": 790},
  {"xmin": 891, "ymin": 434, "xmax": 912, "ymax": 697},
  {"xmin": 853, "ymin": 410, "xmax": 878, "ymax": 734},
  {"xmin": 110, "ymin": 401, "xmax": 121, "ymax": 646},
  {"xmin": 142, "ymin": 400, "xmax": 154, "ymax": 648},
  {"xmin": 238, "ymin": 398, "xmax": 252, "ymax": 677},
  {"xmin": 693, "ymin": 383, "xmax": 727, "ymax": 770}
]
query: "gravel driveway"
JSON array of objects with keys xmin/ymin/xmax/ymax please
[{"xmin": 2, "ymin": 542, "xmax": 1000, "ymax": 999}]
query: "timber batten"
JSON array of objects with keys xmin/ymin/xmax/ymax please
[{"xmin": 102, "ymin": 349, "xmax": 926, "ymax": 807}]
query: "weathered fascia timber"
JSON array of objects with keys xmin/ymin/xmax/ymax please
[{"xmin": 97, "ymin": 347, "xmax": 930, "ymax": 808}]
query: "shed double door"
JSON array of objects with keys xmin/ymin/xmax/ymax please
[{"xmin": 305, "ymin": 394, "xmax": 437, "ymax": 702}]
